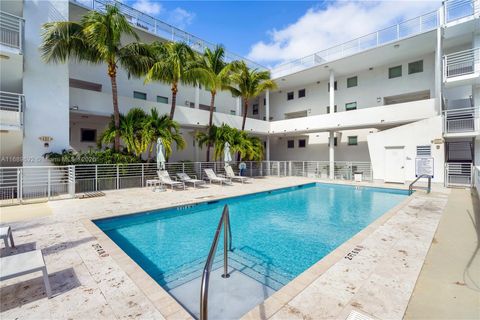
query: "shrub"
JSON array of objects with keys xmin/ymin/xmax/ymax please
[{"xmin": 44, "ymin": 149, "xmax": 142, "ymax": 165}]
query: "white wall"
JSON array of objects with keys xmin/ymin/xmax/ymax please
[
  {"xmin": 269, "ymin": 129, "xmax": 374, "ymax": 161},
  {"xmin": 367, "ymin": 116, "xmax": 445, "ymax": 183},
  {"xmin": 22, "ymin": 0, "xmax": 70, "ymax": 165},
  {"xmin": 266, "ymin": 54, "xmax": 435, "ymax": 120}
]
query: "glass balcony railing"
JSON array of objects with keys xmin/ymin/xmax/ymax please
[{"xmin": 445, "ymin": 0, "xmax": 478, "ymax": 22}]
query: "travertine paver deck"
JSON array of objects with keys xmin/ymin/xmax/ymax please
[{"xmin": 0, "ymin": 177, "xmax": 449, "ymax": 320}]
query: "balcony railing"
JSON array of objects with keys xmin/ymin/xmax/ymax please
[
  {"xmin": 271, "ymin": 10, "xmax": 439, "ymax": 78},
  {"xmin": 443, "ymin": 107, "xmax": 478, "ymax": 134},
  {"xmin": 445, "ymin": 162, "xmax": 473, "ymax": 187},
  {"xmin": 445, "ymin": 0, "xmax": 478, "ymax": 22},
  {"xmin": 0, "ymin": 91, "xmax": 24, "ymax": 128},
  {"xmin": 443, "ymin": 47, "xmax": 480, "ymax": 79},
  {"xmin": 71, "ymin": 0, "xmax": 266, "ymax": 71},
  {"xmin": 0, "ymin": 11, "xmax": 24, "ymax": 52}
]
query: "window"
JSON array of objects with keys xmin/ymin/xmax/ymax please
[
  {"xmin": 298, "ymin": 89, "xmax": 306, "ymax": 98},
  {"xmin": 81, "ymin": 128, "xmax": 96, "ymax": 142},
  {"xmin": 348, "ymin": 136, "xmax": 358, "ymax": 146},
  {"xmin": 347, "ymin": 76, "xmax": 358, "ymax": 88},
  {"xmin": 263, "ymin": 98, "xmax": 266, "ymax": 106},
  {"xmin": 328, "ymin": 81, "xmax": 337, "ymax": 91},
  {"xmin": 133, "ymin": 91, "xmax": 147, "ymax": 100},
  {"xmin": 298, "ymin": 139, "xmax": 306, "ymax": 148},
  {"xmin": 416, "ymin": 145, "xmax": 431, "ymax": 157},
  {"xmin": 326, "ymin": 105, "xmax": 337, "ymax": 113},
  {"xmin": 157, "ymin": 96, "xmax": 168, "ymax": 104},
  {"xmin": 252, "ymin": 104, "xmax": 259, "ymax": 115},
  {"xmin": 287, "ymin": 92, "xmax": 294, "ymax": 100},
  {"xmin": 388, "ymin": 65, "xmax": 402, "ymax": 79},
  {"xmin": 345, "ymin": 102, "xmax": 357, "ymax": 111},
  {"xmin": 328, "ymin": 137, "xmax": 338, "ymax": 147},
  {"xmin": 287, "ymin": 140, "xmax": 294, "ymax": 148},
  {"xmin": 408, "ymin": 60, "xmax": 423, "ymax": 74}
]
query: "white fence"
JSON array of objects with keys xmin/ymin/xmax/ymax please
[
  {"xmin": 444, "ymin": 47, "xmax": 479, "ymax": 79},
  {"xmin": 0, "ymin": 161, "xmax": 372, "ymax": 205},
  {"xmin": 0, "ymin": 11, "xmax": 23, "ymax": 51},
  {"xmin": 445, "ymin": 162, "xmax": 473, "ymax": 187}
]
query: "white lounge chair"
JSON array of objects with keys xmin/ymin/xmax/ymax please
[
  {"xmin": 176, "ymin": 173, "xmax": 206, "ymax": 188},
  {"xmin": 0, "ymin": 226, "xmax": 15, "ymax": 248},
  {"xmin": 204, "ymin": 169, "xmax": 232, "ymax": 185},
  {"xmin": 225, "ymin": 165, "xmax": 251, "ymax": 184},
  {"xmin": 158, "ymin": 171, "xmax": 185, "ymax": 190},
  {"xmin": 0, "ymin": 249, "xmax": 52, "ymax": 298}
]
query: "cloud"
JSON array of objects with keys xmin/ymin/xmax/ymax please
[
  {"xmin": 132, "ymin": 0, "xmax": 163, "ymax": 15},
  {"xmin": 247, "ymin": 0, "xmax": 441, "ymax": 65},
  {"xmin": 167, "ymin": 8, "xmax": 196, "ymax": 30}
]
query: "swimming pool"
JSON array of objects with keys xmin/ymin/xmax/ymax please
[{"xmin": 95, "ymin": 183, "xmax": 409, "ymax": 294}]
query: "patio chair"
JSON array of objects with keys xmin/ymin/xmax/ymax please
[
  {"xmin": 203, "ymin": 169, "xmax": 232, "ymax": 185},
  {"xmin": 158, "ymin": 171, "xmax": 186, "ymax": 190},
  {"xmin": 0, "ymin": 249, "xmax": 52, "ymax": 298},
  {"xmin": 0, "ymin": 226, "xmax": 15, "ymax": 248},
  {"xmin": 224, "ymin": 165, "xmax": 251, "ymax": 184},
  {"xmin": 176, "ymin": 173, "xmax": 206, "ymax": 188}
]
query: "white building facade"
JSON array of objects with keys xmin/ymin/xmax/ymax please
[{"xmin": 1, "ymin": 0, "xmax": 479, "ymax": 187}]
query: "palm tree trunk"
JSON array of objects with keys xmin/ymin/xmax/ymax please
[
  {"xmin": 241, "ymin": 98, "xmax": 248, "ymax": 131},
  {"xmin": 170, "ymin": 83, "xmax": 178, "ymax": 120},
  {"xmin": 108, "ymin": 63, "xmax": 120, "ymax": 152},
  {"xmin": 206, "ymin": 92, "xmax": 216, "ymax": 162}
]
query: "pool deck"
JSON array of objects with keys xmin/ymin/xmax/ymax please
[{"xmin": 0, "ymin": 177, "xmax": 451, "ymax": 319}]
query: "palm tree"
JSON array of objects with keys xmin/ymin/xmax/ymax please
[
  {"xmin": 144, "ymin": 108, "xmax": 185, "ymax": 159},
  {"xmin": 188, "ymin": 46, "xmax": 232, "ymax": 161},
  {"xmin": 143, "ymin": 41, "xmax": 196, "ymax": 120},
  {"xmin": 228, "ymin": 61, "xmax": 277, "ymax": 131},
  {"xmin": 41, "ymin": 5, "xmax": 150, "ymax": 152},
  {"xmin": 196, "ymin": 125, "xmax": 219, "ymax": 159}
]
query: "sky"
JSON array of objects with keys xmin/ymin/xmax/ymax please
[{"xmin": 122, "ymin": 0, "xmax": 442, "ymax": 67}]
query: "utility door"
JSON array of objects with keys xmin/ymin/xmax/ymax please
[{"xmin": 385, "ymin": 147, "xmax": 405, "ymax": 183}]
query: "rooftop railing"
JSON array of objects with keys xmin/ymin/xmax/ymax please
[
  {"xmin": 0, "ymin": 91, "xmax": 24, "ymax": 128},
  {"xmin": 443, "ymin": 47, "xmax": 480, "ymax": 79},
  {"xmin": 0, "ymin": 11, "xmax": 24, "ymax": 52},
  {"xmin": 270, "ymin": 10, "xmax": 439, "ymax": 78},
  {"xmin": 71, "ymin": 0, "xmax": 267, "ymax": 71},
  {"xmin": 445, "ymin": 0, "xmax": 479, "ymax": 22}
]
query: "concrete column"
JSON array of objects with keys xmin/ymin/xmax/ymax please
[
  {"xmin": 236, "ymin": 97, "xmax": 241, "ymax": 116},
  {"xmin": 435, "ymin": 6, "xmax": 444, "ymax": 115},
  {"xmin": 23, "ymin": 0, "xmax": 70, "ymax": 166},
  {"xmin": 329, "ymin": 70, "xmax": 335, "ymax": 113},
  {"xmin": 329, "ymin": 131, "xmax": 335, "ymax": 179},
  {"xmin": 194, "ymin": 83, "xmax": 200, "ymax": 109},
  {"xmin": 265, "ymin": 136, "xmax": 270, "ymax": 161},
  {"xmin": 265, "ymin": 90, "xmax": 270, "ymax": 121}
]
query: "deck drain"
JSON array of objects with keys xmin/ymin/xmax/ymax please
[
  {"xmin": 92, "ymin": 243, "xmax": 109, "ymax": 257},
  {"xmin": 344, "ymin": 245, "xmax": 364, "ymax": 261}
]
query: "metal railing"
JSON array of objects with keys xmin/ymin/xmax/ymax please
[
  {"xmin": 445, "ymin": 162, "xmax": 473, "ymax": 187},
  {"xmin": 445, "ymin": 0, "xmax": 478, "ymax": 22},
  {"xmin": 408, "ymin": 174, "xmax": 432, "ymax": 195},
  {"xmin": 200, "ymin": 204, "xmax": 232, "ymax": 320},
  {"xmin": 0, "ymin": 91, "xmax": 24, "ymax": 127},
  {"xmin": 0, "ymin": 160, "xmax": 373, "ymax": 205},
  {"xmin": 443, "ymin": 107, "xmax": 478, "ymax": 133},
  {"xmin": 271, "ymin": 10, "xmax": 439, "ymax": 78},
  {"xmin": 444, "ymin": 47, "xmax": 480, "ymax": 79},
  {"xmin": 71, "ymin": 0, "xmax": 266, "ymax": 71},
  {"xmin": 0, "ymin": 11, "xmax": 24, "ymax": 52}
]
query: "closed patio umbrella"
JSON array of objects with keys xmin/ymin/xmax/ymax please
[
  {"xmin": 156, "ymin": 138, "xmax": 166, "ymax": 170},
  {"xmin": 224, "ymin": 142, "xmax": 232, "ymax": 164}
]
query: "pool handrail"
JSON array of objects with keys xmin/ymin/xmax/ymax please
[
  {"xmin": 408, "ymin": 174, "xmax": 432, "ymax": 195},
  {"xmin": 200, "ymin": 204, "xmax": 232, "ymax": 320}
]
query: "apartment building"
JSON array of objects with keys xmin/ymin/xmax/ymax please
[{"xmin": 0, "ymin": 0, "xmax": 479, "ymax": 187}]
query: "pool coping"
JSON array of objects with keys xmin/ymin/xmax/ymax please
[{"xmin": 82, "ymin": 180, "xmax": 414, "ymax": 320}]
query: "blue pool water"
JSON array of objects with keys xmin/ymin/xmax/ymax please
[{"xmin": 95, "ymin": 183, "xmax": 408, "ymax": 291}]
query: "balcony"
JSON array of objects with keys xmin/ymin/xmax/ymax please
[
  {"xmin": 443, "ymin": 107, "xmax": 479, "ymax": 137},
  {"xmin": 0, "ymin": 11, "xmax": 24, "ymax": 54},
  {"xmin": 0, "ymin": 91, "xmax": 24, "ymax": 130},
  {"xmin": 443, "ymin": 48, "xmax": 480, "ymax": 85},
  {"xmin": 445, "ymin": 0, "xmax": 479, "ymax": 23}
]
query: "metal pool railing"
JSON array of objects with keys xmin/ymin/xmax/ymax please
[{"xmin": 0, "ymin": 160, "xmax": 373, "ymax": 206}]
